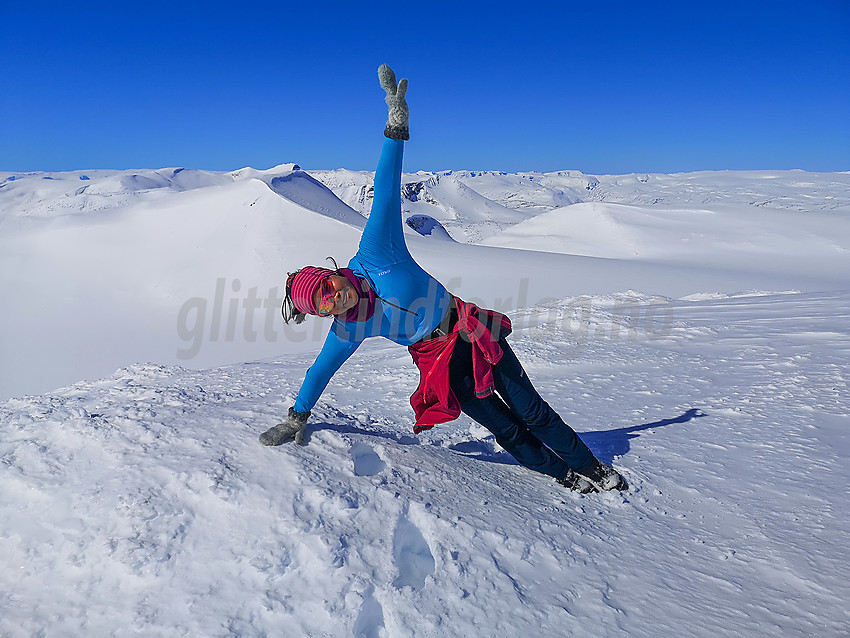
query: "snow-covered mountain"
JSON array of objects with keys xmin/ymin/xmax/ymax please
[
  {"xmin": 4, "ymin": 165, "xmax": 848, "ymax": 401},
  {"xmin": 311, "ymin": 167, "xmax": 850, "ymax": 242},
  {"xmin": 1, "ymin": 163, "xmax": 849, "ymax": 636}
]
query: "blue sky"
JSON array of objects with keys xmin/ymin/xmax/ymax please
[{"xmin": 2, "ymin": 1, "xmax": 848, "ymax": 174}]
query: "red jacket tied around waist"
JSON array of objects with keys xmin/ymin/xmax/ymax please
[{"xmin": 408, "ymin": 298, "xmax": 512, "ymax": 433}]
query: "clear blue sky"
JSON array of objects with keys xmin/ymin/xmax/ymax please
[{"xmin": 2, "ymin": 1, "xmax": 848, "ymax": 174}]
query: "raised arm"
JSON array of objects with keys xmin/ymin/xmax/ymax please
[
  {"xmin": 260, "ymin": 65, "xmax": 411, "ymax": 448},
  {"xmin": 356, "ymin": 65, "xmax": 413, "ymax": 267}
]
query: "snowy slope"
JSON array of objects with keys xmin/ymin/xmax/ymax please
[
  {"xmin": 481, "ymin": 200, "xmax": 850, "ymax": 273},
  {"xmin": 1, "ymin": 162, "xmax": 849, "ymax": 635},
  {"xmin": 2, "ymin": 166, "xmax": 849, "ymax": 399},
  {"xmin": 1, "ymin": 291, "xmax": 847, "ymax": 636},
  {"xmin": 0, "ymin": 168, "xmax": 365, "ymax": 400}
]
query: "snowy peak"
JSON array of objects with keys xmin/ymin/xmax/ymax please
[
  {"xmin": 229, "ymin": 163, "xmax": 303, "ymax": 180},
  {"xmin": 261, "ymin": 169, "xmax": 366, "ymax": 228},
  {"xmin": 79, "ymin": 168, "xmax": 235, "ymax": 196},
  {"xmin": 0, "ymin": 167, "xmax": 235, "ymax": 220},
  {"xmin": 0, "ymin": 163, "xmax": 365, "ymax": 231},
  {"xmin": 447, "ymin": 169, "xmax": 593, "ymax": 214}
]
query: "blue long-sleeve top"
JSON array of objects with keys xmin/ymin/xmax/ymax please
[{"xmin": 293, "ymin": 138, "xmax": 453, "ymax": 413}]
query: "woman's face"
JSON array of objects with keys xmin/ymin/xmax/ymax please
[{"xmin": 315, "ymin": 274, "xmax": 360, "ymax": 316}]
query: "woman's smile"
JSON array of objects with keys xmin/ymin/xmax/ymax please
[{"xmin": 315, "ymin": 274, "xmax": 360, "ymax": 316}]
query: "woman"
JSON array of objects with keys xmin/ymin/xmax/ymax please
[{"xmin": 260, "ymin": 65, "xmax": 627, "ymax": 494}]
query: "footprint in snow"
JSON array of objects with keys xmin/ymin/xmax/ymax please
[
  {"xmin": 351, "ymin": 442, "xmax": 386, "ymax": 477},
  {"xmin": 392, "ymin": 512, "xmax": 435, "ymax": 591},
  {"xmin": 352, "ymin": 585, "xmax": 385, "ymax": 638}
]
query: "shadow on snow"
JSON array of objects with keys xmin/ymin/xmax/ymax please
[
  {"xmin": 310, "ymin": 407, "xmax": 706, "ymax": 469},
  {"xmin": 307, "ymin": 407, "xmax": 421, "ymax": 447},
  {"xmin": 579, "ymin": 408, "xmax": 707, "ymax": 464},
  {"xmin": 447, "ymin": 408, "xmax": 707, "ymax": 467}
]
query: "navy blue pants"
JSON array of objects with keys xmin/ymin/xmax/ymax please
[{"xmin": 448, "ymin": 337, "xmax": 594, "ymax": 479}]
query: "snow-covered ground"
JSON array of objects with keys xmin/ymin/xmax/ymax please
[{"xmin": 1, "ymin": 164, "xmax": 849, "ymax": 636}]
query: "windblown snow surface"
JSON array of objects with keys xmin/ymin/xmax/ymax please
[{"xmin": 1, "ymin": 165, "xmax": 849, "ymax": 636}]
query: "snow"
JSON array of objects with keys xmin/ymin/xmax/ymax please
[{"xmin": 1, "ymin": 164, "xmax": 849, "ymax": 636}]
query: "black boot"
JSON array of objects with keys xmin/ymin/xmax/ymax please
[
  {"xmin": 557, "ymin": 469, "xmax": 598, "ymax": 494},
  {"xmin": 578, "ymin": 458, "xmax": 629, "ymax": 491}
]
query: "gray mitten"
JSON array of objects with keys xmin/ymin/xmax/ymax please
[
  {"xmin": 378, "ymin": 64, "xmax": 409, "ymax": 140},
  {"xmin": 259, "ymin": 407, "xmax": 310, "ymax": 446}
]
